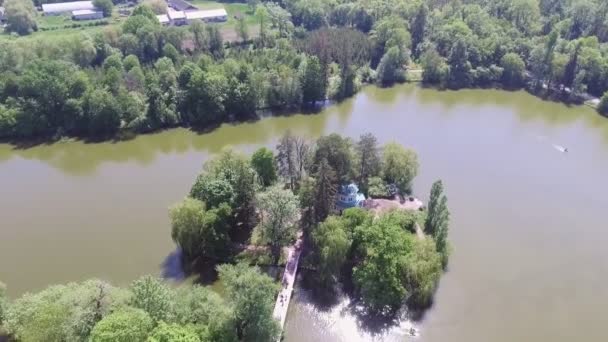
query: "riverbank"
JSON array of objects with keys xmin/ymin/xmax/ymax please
[{"xmin": 2, "ymin": 80, "xmax": 606, "ymax": 149}]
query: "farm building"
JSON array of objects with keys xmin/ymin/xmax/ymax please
[
  {"xmin": 168, "ymin": 0, "xmax": 198, "ymax": 11},
  {"xmin": 42, "ymin": 1, "xmax": 95, "ymax": 16},
  {"xmin": 72, "ymin": 9, "xmax": 103, "ymax": 21},
  {"xmin": 186, "ymin": 9, "xmax": 228, "ymax": 23},
  {"xmin": 157, "ymin": 14, "xmax": 170, "ymax": 25},
  {"xmin": 167, "ymin": 8, "xmax": 187, "ymax": 26}
]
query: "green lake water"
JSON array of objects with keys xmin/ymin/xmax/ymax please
[{"xmin": 1, "ymin": 84, "xmax": 607, "ymax": 341}]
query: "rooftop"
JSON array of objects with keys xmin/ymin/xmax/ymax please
[
  {"xmin": 185, "ymin": 8, "xmax": 228, "ymax": 20},
  {"xmin": 42, "ymin": 1, "xmax": 95, "ymax": 13},
  {"xmin": 157, "ymin": 14, "xmax": 170, "ymax": 24},
  {"xmin": 168, "ymin": 0, "xmax": 198, "ymax": 11},
  {"xmin": 167, "ymin": 9, "xmax": 186, "ymax": 20},
  {"xmin": 72, "ymin": 9, "xmax": 101, "ymax": 16}
]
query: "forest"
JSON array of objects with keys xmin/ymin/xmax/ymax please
[
  {"xmin": 1, "ymin": 0, "xmax": 608, "ymax": 141},
  {"xmin": 0, "ymin": 132, "xmax": 451, "ymax": 340}
]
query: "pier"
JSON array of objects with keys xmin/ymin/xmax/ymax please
[{"xmin": 272, "ymin": 233, "xmax": 303, "ymax": 338}]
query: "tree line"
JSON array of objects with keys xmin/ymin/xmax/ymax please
[
  {"xmin": 0, "ymin": 266, "xmax": 279, "ymax": 342},
  {"xmin": 3, "ymin": 0, "xmax": 608, "ymax": 141}
]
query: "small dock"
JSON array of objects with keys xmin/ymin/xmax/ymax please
[{"xmin": 272, "ymin": 234, "xmax": 303, "ymax": 337}]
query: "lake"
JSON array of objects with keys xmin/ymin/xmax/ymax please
[{"xmin": 1, "ymin": 84, "xmax": 607, "ymax": 342}]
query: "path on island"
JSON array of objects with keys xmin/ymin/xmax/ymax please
[{"xmin": 273, "ymin": 231, "xmax": 304, "ymax": 339}]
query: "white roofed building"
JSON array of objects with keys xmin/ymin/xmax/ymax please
[
  {"xmin": 72, "ymin": 9, "xmax": 103, "ymax": 21},
  {"xmin": 42, "ymin": 1, "xmax": 95, "ymax": 15},
  {"xmin": 186, "ymin": 9, "xmax": 228, "ymax": 23},
  {"xmin": 157, "ymin": 14, "xmax": 170, "ymax": 25},
  {"xmin": 167, "ymin": 8, "xmax": 187, "ymax": 25}
]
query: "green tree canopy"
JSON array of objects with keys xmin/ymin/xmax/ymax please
[
  {"xmin": 251, "ymin": 147, "xmax": 277, "ymax": 187},
  {"xmin": 255, "ymin": 185, "xmax": 300, "ymax": 264},
  {"xmin": 313, "ymin": 133, "xmax": 354, "ymax": 183},
  {"xmin": 382, "ymin": 142, "xmax": 419, "ymax": 194},
  {"xmin": 147, "ymin": 322, "xmax": 201, "ymax": 342},
  {"xmin": 217, "ymin": 263, "xmax": 279, "ymax": 342},
  {"xmin": 500, "ymin": 52, "xmax": 525, "ymax": 88},
  {"xmin": 169, "ymin": 197, "xmax": 232, "ymax": 262},
  {"xmin": 90, "ymin": 308, "xmax": 153, "ymax": 342},
  {"xmin": 93, "ymin": 0, "xmax": 113, "ymax": 17},
  {"xmin": 4, "ymin": 0, "xmax": 37, "ymax": 36},
  {"xmin": 311, "ymin": 216, "xmax": 350, "ymax": 287},
  {"xmin": 129, "ymin": 276, "xmax": 174, "ymax": 323}
]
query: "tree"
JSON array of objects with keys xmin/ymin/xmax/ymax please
[
  {"xmin": 313, "ymin": 158, "xmax": 337, "ymax": 223},
  {"xmin": 311, "ymin": 216, "xmax": 350, "ymax": 288},
  {"xmin": 93, "ymin": 0, "xmax": 113, "ymax": 17},
  {"xmin": 4, "ymin": 0, "xmax": 37, "ymax": 36},
  {"xmin": 447, "ymin": 39, "xmax": 472, "ymax": 89},
  {"xmin": 313, "ymin": 134, "xmax": 353, "ymax": 183},
  {"xmin": 352, "ymin": 216, "xmax": 414, "ymax": 314},
  {"xmin": 255, "ymin": 185, "xmax": 300, "ymax": 264},
  {"xmin": 247, "ymin": 0, "xmax": 259, "ymax": 14},
  {"xmin": 376, "ymin": 46, "xmax": 406, "ymax": 85},
  {"xmin": 4, "ymin": 280, "xmax": 129, "ymax": 342},
  {"xmin": 300, "ymin": 56, "xmax": 326, "ymax": 105},
  {"xmin": 421, "ymin": 47, "xmax": 449, "ymax": 86},
  {"xmin": 190, "ymin": 149, "xmax": 257, "ymax": 225},
  {"xmin": 276, "ymin": 131, "xmax": 297, "ymax": 189},
  {"xmin": 236, "ymin": 17, "xmax": 249, "ymax": 43},
  {"xmin": 148, "ymin": 322, "xmax": 201, "ymax": 342},
  {"xmin": 424, "ymin": 180, "xmax": 450, "ymax": 269},
  {"xmin": 129, "ymin": 276, "xmax": 173, "ymax": 323},
  {"xmin": 382, "ymin": 142, "xmax": 419, "ymax": 194},
  {"xmin": 507, "ymin": 0, "xmax": 541, "ymax": 35},
  {"xmin": 251, "ymin": 147, "xmax": 277, "ymax": 187},
  {"xmin": 411, "ymin": 4, "xmax": 428, "ymax": 58},
  {"xmin": 217, "ymin": 263, "xmax": 279, "ymax": 342},
  {"xmin": 90, "ymin": 308, "xmax": 153, "ymax": 342},
  {"xmin": 82, "ymin": 88, "xmax": 122, "ymax": 136},
  {"xmin": 169, "ymin": 198, "xmax": 232, "ymax": 262},
  {"xmin": 144, "ymin": 0, "xmax": 167, "ymax": 14},
  {"xmin": 598, "ymin": 91, "xmax": 608, "ymax": 115},
  {"xmin": 172, "ymin": 285, "xmax": 236, "ymax": 341},
  {"xmin": 355, "ymin": 133, "xmax": 381, "ymax": 191},
  {"xmin": 255, "ymin": 6, "xmax": 269, "ymax": 46},
  {"xmin": 500, "ymin": 53, "xmax": 525, "ymax": 88},
  {"xmin": 403, "ymin": 239, "xmax": 442, "ymax": 308},
  {"xmin": 162, "ymin": 43, "xmax": 180, "ymax": 64}
]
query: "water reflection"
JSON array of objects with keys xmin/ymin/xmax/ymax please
[
  {"xmin": 287, "ymin": 273, "xmax": 419, "ymax": 342},
  {"xmin": 0, "ymin": 85, "xmax": 605, "ymax": 176}
]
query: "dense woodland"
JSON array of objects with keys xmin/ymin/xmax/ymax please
[
  {"xmin": 1, "ymin": 0, "xmax": 608, "ymax": 141},
  {"xmin": 0, "ymin": 132, "xmax": 451, "ymax": 340}
]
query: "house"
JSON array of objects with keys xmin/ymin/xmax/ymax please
[
  {"xmin": 168, "ymin": 0, "xmax": 198, "ymax": 11},
  {"xmin": 157, "ymin": 14, "xmax": 170, "ymax": 26},
  {"xmin": 336, "ymin": 183, "xmax": 366, "ymax": 210},
  {"xmin": 72, "ymin": 9, "xmax": 103, "ymax": 21},
  {"xmin": 185, "ymin": 9, "xmax": 228, "ymax": 23},
  {"xmin": 42, "ymin": 1, "xmax": 95, "ymax": 16},
  {"xmin": 167, "ymin": 8, "xmax": 187, "ymax": 26}
]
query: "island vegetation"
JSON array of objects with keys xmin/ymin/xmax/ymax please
[
  {"xmin": 0, "ymin": 132, "xmax": 451, "ymax": 340},
  {"xmin": 2, "ymin": 0, "xmax": 608, "ymax": 142}
]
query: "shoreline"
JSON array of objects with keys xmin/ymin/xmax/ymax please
[{"xmin": 2, "ymin": 82, "xmax": 605, "ymax": 149}]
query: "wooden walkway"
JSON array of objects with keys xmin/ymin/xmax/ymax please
[{"xmin": 272, "ymin": 233, "xmax": 303, "ymax": 339}]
